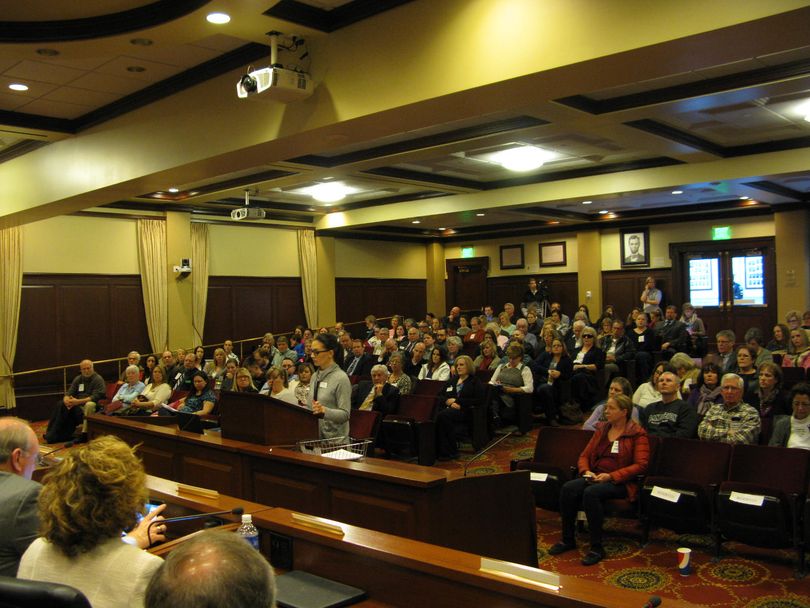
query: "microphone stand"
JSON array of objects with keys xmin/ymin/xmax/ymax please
[
  {"xmin": 146, "ymin": 507, "xmax": 244, "ymax": 546},
  {"xmin": 463, "ymin": 432, "xmax": 512, "ymax": 477}
]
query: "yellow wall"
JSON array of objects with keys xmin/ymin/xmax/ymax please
[
  {"xmin": 207, "ymin": 223, "xmax": 300, "ymax": 277},
  {"xmin": 444, "ymin": 234, "xmax": 579, "ymax": 277},
  {"xmin": 334, "ymin": 238, "xmax": 427, "ymax": 279},
  {"xmin": 22, "ymin": 214, "xmax": 139, "ymax": 274},
  {"xmin": 600, "ymin": 216, "xmax": 776, "ymax": 271}
]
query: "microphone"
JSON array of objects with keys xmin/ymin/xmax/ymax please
[
  {"xmin": 643, "ymin": 596, "xmax": 662, "ymax": 608},
  {"xmin": 38, "ymin": 441, "xmax": 77, "ymax": 464},
  {"xmin": 463, "ymin": 432, "xmax": 512, "ymax": 477},
  {"xmin": 146, "ymin": 507, "xmax": 244, "ymax": 545}
]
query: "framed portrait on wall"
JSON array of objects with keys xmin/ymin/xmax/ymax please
[
  {"xmin": 499, "ymin": 244, "xmax": 524, "ymax": 270},
  {"xmin": 620, "ymin": 228, "xmax": 649, "ymax": 268},
  {"xmin": 539, "ymin": 241, "xmax": 566, "ymax": 267}
]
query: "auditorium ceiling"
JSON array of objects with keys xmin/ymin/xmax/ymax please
[{"xmin": 1, "ymin": 1, "xmax": 809, "ymax": 240}]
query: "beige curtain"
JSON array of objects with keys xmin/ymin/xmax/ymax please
[
  {"xmin": 0, "ymin": 226, "xmax": 22, "ymax": 410},
  {"xmin": 136, "ymin": 219, "xmax": 168, "ymax": 353},
  {"xmin": 297, "ymin": 229, "xmax": 318, "ymax": 328},
  {"xmin": 191, "ymin": 222, "xmax": 209, "ymax": 347}
]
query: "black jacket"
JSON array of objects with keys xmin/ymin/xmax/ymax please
[
  {"xmin": 351, "ymin": 381, "xmax": 399, "ymax": 415},
  {"xmin": 343, "ymin": 353, "xmax": 373, "ymax": 377}
]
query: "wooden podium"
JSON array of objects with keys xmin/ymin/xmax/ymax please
[{"xmin": 218, "ymin": 391, "xmax": 320, "ymax": 445}]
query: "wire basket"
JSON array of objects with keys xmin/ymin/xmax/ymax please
[{"xmin": 296, "ymin": 437, "xmax": 372, "ymax": 461}]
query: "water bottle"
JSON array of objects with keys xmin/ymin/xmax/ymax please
[{"xmin": 237, "ymin": 513, "xmax": 259, "ymax": 550}]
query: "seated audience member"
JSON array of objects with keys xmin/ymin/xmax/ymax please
[
  {"xmin": 570, "ymin": 326, "xmax": 605, "ymax": 411},
  {"xmin": 445, "ymin": 336, "xmax": 463, "ymax": 366},
  {"xmin": 419, "ymin": 345, "xmax": 452, "ymax": 381},
  {"xmin": 404, "ymin": 342, "xmax": 426, "ymax": 378},
  {"xmin": 688, "ymin": 362, "xmax": 724, "ymax": 416},
  {"xmin": 223, "ymin": 339, "xmax": 240, "ymax": 364},
  {"xmin": 594, "ymin": 305, "xmax": 616, "ymax": 332},
  {"xmin": 482, "ymin": 305, "xmax": 495, "ymax": 323},
  {"xmin": 107, "ymin": 365, "xmax": 146, "ymax": 414},
  {"xmin": 785, "ymin": 310, "xmax": 802, "ymax": 331},
  {"xmin": 656, "ymin": 305, "xmax": 689, "ymax": 360},
  {"xmin": 352, "ymin": 364, "xmax": 399, "ymax": 415},
  {"xmin": 769, "ymin": 383, "xmax": 810, "ymax": 449},
  {"xmin": 565, "ymin": 320, "xmax": 586, "ymax": 354},
  {"xmin": 362, "ymin": 315, "xmax": 377, "ymax": 341},
  {"xmin": 498, "ymin": 311, "xmax": 516, "ymax": 337},
  {"xmin": 289, "ymin": 363, "xmax": 313, "ymax": 404},
  {"xmin": 549, "ymin": 394, "xmax": 649, "ymax": 566},
  {"xmin": 231, "ymin": 367, "xmax": 258, "ymax": 394},
  {"xmin": 175, "ymin": 348, "xmax": 187, "ymax": 365},
  {"xmin": 766, "ymin": 323, "xmax": 790, "ymax": 354},
  {"xmin": 44, "ymin": 359, "xmax": 106, "ymax": 445},
  {"xmin": 578, "ymin": 304, "xmax": 594, "ymax": 326},
  {"xmin": 679, "ymin": 302, "xmax": 706, "ymax": 344},
  {"xmin": 434, "ymin": 327, "xmax": 448, "ymax": 348},
  {"xmin": 169, "ymin": 371, "xmax": 216, "ymax": 415},
  {"xmin": 464, "ymin": 315, "xmax": 486, "ymax": 344},
  {"xmin": 243, "ymin": 345, "xmax": 268, "ymax": 372},
  {"xmin": 583, "ymin": 377, "xmax": 637, "ymax": 431},
  {"xmin": 386, "ymin": 352, "xmax": 412, "ymax": 395},
  {"xmin": 173, "ymin": 353, "xmax": 201, "ymax": 391},
  {"xmin": 473, "ymin": 339, "xmax": 500, "ymax": 372},
  {"xmin": 219, "ymin": 360, "xmax": 239, "ymax": 392},
  {"xmin": 505, "ymin": 334, "xmax": 533, "ymax": 365},
  {"xmin": 203, "ymin": 348, "xmax": 228, "ymax": 389},
  {"xmin": 276, "ymin": 336, "xmax": 298, "ymax": 365},
  {"xmin": 193, "ymin": 346, "xmax": 206, "ymax": 370},
  {"xmin": 161, "ymin": 350, "xmax": 179, "ymax": 379},
  {"xmin": 525, "ymin": 310, "xmax": 542, "ymax": 338},
  {"xmin": 394, "ymin": 324, "xmax": 407, "ymax": 345},
  {"xmin": 259, "ymin": 367, "xmax": 298, "ymax": 405},
  {"xmin": 515, "ymin": 318, "xmax": 539, "ymax": 353},
  {"xmin": 280, "ymin": 357, "xmax": 297, "ymax": 382},
  {"xmin": 669, "ymin": 352, "xmax": 699, "ymax": 394},
  {"xmin": 377, "ymin": 338, "xmax": 398, "ymax": 366},
  {"xmin": 0, "ymin": 417, "xmax": 41, "ymax": 577},
  {"xmin": 368, "ymin": 327, "xmax": 389, "ymax": 357},
  {"xmin": 442, "ymin": 306, "xmax": 462, "ymax": 331},
  {"xmin": 596, "ymin": 317, "xmax": 614, "ymax": 347},
  {"xmin": 308, "ymin": 333, "xmax": 352, "ymax": 440},
  {"xmin": 633, "ymin": 361, "xmax": 675, "ymax": 409},
  {"xmin": 142, "ymin": 354, "xmax": 158, "ymax": 385},
  {"xmin": 697, "ymin": 373, "xmax": 761, "ymax": 444},
  {"xmin": 734, "ymin": 345, "xmax": 759, "ymax": 400},
  {"xmin": 547, "ymin": 309, "xmax": 566, "ymax": 336},
  {"xmin": 625, "ymin": 308, "xmax": 641, "ymax": 332},
  {"xmin": 535, "ymin": 325, "xmax": 556, "ymax": 358},
  {"xmin": 337, "ymin": 331, "xmax": 352, "ymax": 362},
  {"xmin": 119, "ymin": 351, "xmax": 143, "ymax": 383},
  {"xmin": 649, "ymin": 307, "xmax": 663, "ymax": 330},
  {"xmin": 601, "ymin": 320, "xmax": 636, "ymax": 380},
  {"xmin": 121, "ymin": 365, "xmax": 172, "ymax": 415},
  {"xmin": 435, "ymin": 355, "xmax": 486, "ymax": 460},
  {"xmin": 744, "ymin": 327, "xmax": 773, "ymax": 368},
  {"xmin": 504, "ymin": 302, "xmax": 518, "ymax": 325},
  {"xmin": 18, "ymin": 436, "xmax": 166, "ymax": 608},
  {"xmin": 533, "ymin": 337, "xmax": 573, "ymax": 427},
  {"xmin": 639, "ymin": 371, "xmax": 698, "ymax": 438},
  {"xmin": 710, "ymin": 329, "xmax": 737, "ymax": 374},
  {"xmin": 751, "ymin": 362, "xmax": 789, "ymax": 438},
  {"xmin": 489, "ymin": 344, "xmax": 533, "ymax": 428},
  {"xmin": 401, "ymin": 327, "xmax": 421, "ymax": 354},
  {"xmin": 783, "ymin": 328, "xmax": 810, "ymax": 370},
  {"xmin": 145, "ymin": 530, "xmax": 276, "ymax": 608},
  {"xmin": 572, "ymin": 310, "xmax": 590, "ymax": 328},
  {"xmin": 344, "ymin": 339, "xmax": 373, "ymax": 377},
  {"xmin": 629, "ymin": 312, "xmax": 657, "ymax": 381}
]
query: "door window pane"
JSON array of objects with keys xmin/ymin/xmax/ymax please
[
  {"xmin": 688, "ymin": 258, "xmax": 720, "ymax": 307},
  {"xmin": 731, "ymin": 255, "xmax": 765, "ymax": 306}
]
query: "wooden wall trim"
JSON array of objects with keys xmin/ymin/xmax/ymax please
[{"xmin": 336, "ymin": 278, "xmax": 427, "ymax": 323}]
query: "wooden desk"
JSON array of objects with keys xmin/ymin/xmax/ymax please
[
  {"xmin": 90, "ymin": 415, "xmax": 536, "ymax": 566},
  {"xmin": 146, "ymin": 477, "xmax": 697, "ymax": 608}
]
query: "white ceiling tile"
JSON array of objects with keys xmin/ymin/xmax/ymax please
[
  {"xmin": 34, "ymin": 55, "xmax": 115, "ymax": 71},
  {"xmin": 95, "ymin": 55, "xmax": 185, "ymax": 82},
  {"xmin": 15, "ymin": 98, "xmax": 94, "ymax": 119},
  {"xmin": 127, "ymin": 44, "xmax": 221, "ymax": 68},
  {"xmin": 0, "ymin": 77, "xmax": 59, "ymax": 99},
  {"xmin": 4, "ymin": 60, "xmax": 87, "ymax": 85},
  {"xmin": 67, "ymin": 71, "xmax": 144, "ymax": 95},
  {"xmin": 42, "ymin": 86, "xmax": 120, "ymax": 107},
  {"xmin": 0, "ymin": 91, "xmax": 32, "ymax": 111},
  {"xmin": 190, "ymin": 34, "xmax": 253, "ymax": 53}
]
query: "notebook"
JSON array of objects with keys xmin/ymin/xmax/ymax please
[{"xmin": 275, "ymin": 570, "xmax": 366, "ymax": 608}]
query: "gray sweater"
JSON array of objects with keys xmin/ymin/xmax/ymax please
[
  {"xmin": 308, "ymin": 363, "xmax": 351, "ymax": 440},
  {"xmin": 639, "ymin": 398, "xmax": 698, "ymax": 438}
]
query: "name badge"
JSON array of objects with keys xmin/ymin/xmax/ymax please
[
  {"xmin": 611, "ymin": 440, "xmax": 620, "ymax": 454},
  {"xmin": 446, "ymin": 386, "xmax": 453, "ymax": 392},
  {"xmin": 319, "ymin": 381, "xmax": 328, "ymax": 389},
  {"xmin": 78, "ymin": 383, "xmax": 85, "ymax": 392},
  {"xmin": 638, "ymin": 336, "xmax": 644, "ymax": 343}
]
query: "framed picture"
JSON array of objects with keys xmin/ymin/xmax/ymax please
[
  {"xmin": 620, "ymin": 228, "xmax": 650, "ymax": 268},
  {"xmin": 539, "ymin": 241, "xmax": 567, "ymax": 267},
  {"xmin": 499, "ymin": 244, "xmax": 524, "ymax": 270}
]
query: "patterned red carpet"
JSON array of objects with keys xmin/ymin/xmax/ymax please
[{"xmin": 435, "ymin": 429, "xmax": 810, "ymax": 608}]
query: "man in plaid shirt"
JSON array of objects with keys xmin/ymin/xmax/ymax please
[{"xmin": 697, "ymin": 373, "xmax": 761, "ymax": 444}]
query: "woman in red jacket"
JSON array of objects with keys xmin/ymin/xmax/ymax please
[{"xmin": 548, "ymin": 393, "xmax": 649, "ymax": 566}]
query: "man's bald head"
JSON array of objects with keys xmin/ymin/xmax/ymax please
[{"xmin": 0, "ymin": 417, "xmax": 39, "ymax": 479}]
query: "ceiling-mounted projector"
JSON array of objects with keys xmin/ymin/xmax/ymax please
[
  {"xmin": 231, "ymin": 207, "xmax": 266, "ymax": 220},
  {"xmin": 236, "ymin": 66, "xmax": 312, "ymax": 102}
]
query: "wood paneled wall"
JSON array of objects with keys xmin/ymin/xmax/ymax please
[
  {"xmin": 203, "ymin": 277, "xmax": 306, "ymax": 347},
  {"xmin": 486, "ymin": 273, "xmax": 579, "ymax": 317},
  {"xmin": 601, "ymin": 269, "xmax": 672, "ymax": 323},
  {"xmin": 335, "ymin": 279, "xmax": 427, "ymax": 324},
  {"xmin": 15, "ymin": 274, "xmax": 151, "ymax": 386}
]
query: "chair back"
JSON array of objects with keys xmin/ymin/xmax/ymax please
[
  {"xmin": 0, "ymin": 576, "xmax": 91, "ymax": 608},
  {"xmin": 475, "ymin": 368, "xmax": 495, "ymax": 383},
  {"xmin": 104, "ymin": 382, "xmax": 118, "ymax": 401},
  {"xmin": 532, "ymin": 427, "xmax": 593, "ymax": 464},
  {"xmin": 728, "ymin": 444, "xmax": 810, "ymax": 495},
  {"xmin": 350, "ymin": 409, "xmax": 382, "ymax": 441},
  {"xmin": 412, "ymin": 379, "xmax": 446, "ymax": 398},
  {"xmin": 781, "ymin": 367, "xmax": 806, "ymax": 390},
  {"xmin": 654, "ymin": 437, "xmax": 732, "ymax": 486},
  {"xmin": 395, "ymin": 394, "xmax": 438, "ymax": 422}
]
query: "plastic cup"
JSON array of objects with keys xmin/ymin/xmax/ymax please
[{"xmin": 677, "ymin": 547, "xmax": 691, "ymax": 576}]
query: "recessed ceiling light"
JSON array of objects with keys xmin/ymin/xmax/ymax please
[
  {"xmin": 739, "ymin": 196, "xmax": 749, "ymax": 200},
  {"xmin": 206, "ymin": 12, "xmax": 231, "ymax": 24},
  {"xmin": 8, "ymin": 83, "xmax": 28, "ymax": 92},
  {"xmin": 36, "ymin": 48, "xmax": 59, "ymax": 56},
  {"xmin": 599, "ymin": 210, "xmax": 609, "ymax": 215},
  {"xmin": 126, "ymin": 65, "xmax": 146, "ymax": 73},
  {"xmin": 301, "ymin": 181, "xmax": 357, "ymax": 203},
  {"xmin": 167, "ymin": 188, "xmax": 179, "ymax": 193},
  {"xmin": 412, "ymin": 220, "xmax": 421, "ymax": 224},
  {"xmin": 476, "ymin": 213, "xmax": 485, "ymax": 217},
  {"xmin": 130, "ymin": 38, "xmax": 153, "ymax": 46},
  {"xmin": 672, "ymin": 190, "xmax": 683, "ymax": 195},
  {"xmin": 489, "ymin": 145, "xmax": 554, "ymax": 172},
  {"xmin": 581, "ymin": 200, "xmax": 592, "ymax": 205}
]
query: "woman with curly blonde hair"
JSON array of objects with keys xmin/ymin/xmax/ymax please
[{"xmin": 19, "ymin": 435, "xmax": 166, "ymax": 608}]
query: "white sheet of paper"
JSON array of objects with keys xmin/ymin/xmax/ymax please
[
  {"xmin": 729, "ymin": 491, "xmax": 765, "ymax": 507},
  {"xmin": 530, "ymin": 472, "xmax": 549, "ymax": 482},
  {"xmin": 651, "ymin": 486, "xmax": 681, "ymax": 503}
]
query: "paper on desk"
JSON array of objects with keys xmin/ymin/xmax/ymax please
[{"xmin": 321, "ymin": 448, "xmax": 363, "ymax": 461}]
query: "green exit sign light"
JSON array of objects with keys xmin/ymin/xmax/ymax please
[
  {"xmin": 712, "ymin": 226, "xmax": 732, "ymax": 240},
  {"xmin": 461, "ymin": 246, "xmax": 475, "ymax": 258}
]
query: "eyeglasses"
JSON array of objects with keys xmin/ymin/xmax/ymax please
[
  {"xmin": 583, "ymin": 335, "xmax": 595, "ymax": 339},
  {"xmin": 310, "ymin": 348, "xmax": 328, "ymax": 355}
]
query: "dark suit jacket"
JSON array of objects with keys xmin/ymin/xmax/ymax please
[
  {"xmin": 656, "ymin": 320, "xmax": 689, "ymax": 353},
  {"xmin": 442, "ymin": 375, "xmax": 485, "ymax": 410},
  {"xmin": 529, "ymin": 352, "xmax": 573, "ymax": 383},
  {"xmin": 571, "ymin": 346, "xmax": 606, "ymax": 371},
  {"xmin": 343, "ymin": 354, "xmax": 373, "ymax": 377},
  {"xmin": 0, "ymin": 472, "xmax": 41, "ymax": 577},
  {"xmin": 600, "ymin": 334, "xmax": 637, "ymax": 363},
  {"xmin": 351, "ymin": 381, "xmax": 399, "ymax": 415}
]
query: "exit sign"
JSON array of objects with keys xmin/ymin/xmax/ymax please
[
  {"xmin": 712, "ymin": 226, "xmax": 732, "ymax": 240},
  {"xmin": 461, "ymin": 246, "xmax": 475, "ymax": 258}
]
